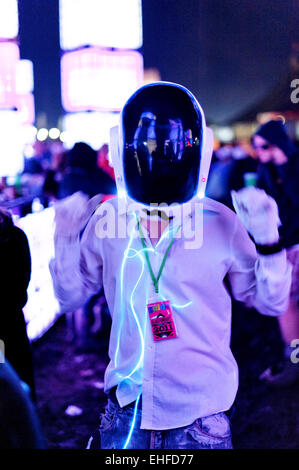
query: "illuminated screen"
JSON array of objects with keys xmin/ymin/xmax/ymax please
[
  {"xmin": 16, "ymin": 208, "xmax": 61, "ymax": 342},
  {"xmin": 62, "ymin": 111, "xmax": 120, "ymax": 150},
  {"xmin": 0, "ymin": 0, "xmax": 18, "ymax": 39},
  {"xmin": 16, "ymin": 59, "xmax": 34, "ymax": 94},
  {"xmin": 0, "ymin": 110, "xmax": 24, "ymax": 176},
  {"xmin": 0, "ymin": 42, "xmax": 19, "ymax": 108},
  {"xmin": 61, "ymin": 48, "xmax": 143, "ymax": 112},
  {"xmin": 16, "ymin": 93, "xmax": 35, "ymax": 125},
  {"xmin": 59, "ymin": 0, "xmax": 142, "ymax": 50}
]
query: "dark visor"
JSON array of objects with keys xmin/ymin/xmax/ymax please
[{"xmin": 122, "ymin": 84, "xmax": 203, "ymax": 205}]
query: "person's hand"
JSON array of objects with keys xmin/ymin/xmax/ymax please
[
  {"xmin": 231, "ymin": 187, "xmax": 281, "ymax": 245},
  {"xmin": 54, "ymin": 191, "xmax": 102, "ymax": 239},
  {"xmin": 271, "ymin": 148, "xmax": 288, "ymax": 166}
]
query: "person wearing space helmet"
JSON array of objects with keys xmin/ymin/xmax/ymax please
[{"xmin": 50, "ymin": 82, "xmax": 291, "ymax": 449}]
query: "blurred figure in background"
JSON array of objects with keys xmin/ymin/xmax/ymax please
[
  {"xmin": 229, "ymin": 142, "xmax": 258, "ymax": 191},
  {"xmin": 55, "ymin": 143, "xmax": 116, "ymax": 351},
  {"xmin": 43, "ymin": 146, "xmax": 69, "ymax": 204},
  {"xmin": 0, "ymin": 354, "xmax": 44, "ymax": 449},
  {"xmin": 206, "ymin": 142, "xmax": 258, "ymax": 209},
  {"xmin": 58, "ymin": 142, "xmax": 116, "ymax": 200},
  {"xmin": 205, "ymin": 144, "xmax": 235, "ymax": 207},
  {"xmin": 97, "ymin": 143, "xmax": 115, "ymax": 181},
  {"xmin": 0, "ymin": 208, "xmax": 35, "ymax": 397},
  {"xmin": 252, "ymin": 119, "xmax": 299, "ymax": 386}
]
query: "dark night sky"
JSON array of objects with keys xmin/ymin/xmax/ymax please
[{"xmin": 18, "ymin": 0, "xmax": 299, "ymax": 127}]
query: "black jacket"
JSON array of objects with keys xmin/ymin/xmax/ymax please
[{"xmin": 0, "ymin": 226, "xmax": 34, "ymax": 391}]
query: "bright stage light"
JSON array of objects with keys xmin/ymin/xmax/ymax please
[
  {"xmin": 20, "ymin": 125, "xmax": 37, "ymax": 144},
  {"xmin": 0, "ymin": 42, "xmax": 20, "ymax": 108},
  {"xmin": 16, "ymin": 59, "xmax": 34, "ymax": 94},
  {"xmin": 0, "ymin": 0, "xmax": 18, "ymax": 39},
  {"xmin": 62, "ymin": 111, "xmax": 120, "ymax": 150},
  {"xmin": 61, "ymin": 48, "xmax": 143, "ymax": 112},
  {"xmin": 59, "ymin": 130, "xmax": 68, "ymax": 142},
  {"xmin": 16, "ymin": 93, "xmax": 35, "ymax": 125},
  {"xmin": 49, "ymin": 127, "xmax": 61, "ymax": 139},
  {"xmin": 0, "ymin": 110, "xmax": 24, "ymax": 177},
  {"xmin": 23, "ymin": 144, "xmax": 35, "ymax": 159},
  {"xmin": 59, "ymin": 0, "xmax": 142, "ymax": 50},
  {"xmin": 37, "ymin": 128, "xmax": 49, "ymax": 141},
  {"xmin": 213, "ymin": 126, "xmax": 235, "ymax": 143},
  {"xmin": 16, "ymin": 208, "xmax": 61, "ymax": 341}
]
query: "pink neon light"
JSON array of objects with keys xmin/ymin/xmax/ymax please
[
  {"xmin": 0, "ymin": 42, "xmax": 19, "ymax": 108},
  {"xmin": 61, "ymin": 48, "xmax": 144, "ymax": 112},
  {"xmin": 16, "ymin": 93, "xmax": 35, "ymax": 124}
]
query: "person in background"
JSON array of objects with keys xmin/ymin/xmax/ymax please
[
  {"xmin": 58, "ymin": 142, "xmax": 116, "ymax": 200},
  {"xmin": 97, "ymin": 143, "xmax": 115, "ymax": 181},
  {"xmin": 229, "ymin": 142, "xmax": 258, "ymax": 192},
  {"xmin": 252, "ymin": 119, "xmax": 299, "ymax": 386},
  {"xmin": 55, "ymin": 142, "xmax": 116, "ymax": 350},
  {"xmin": 0, "ymin": 208, "xmax": 35, "ymax": 397},
  {"xmin": 206, "ymin": 142, "xmax": 258, "ymax": 209},
  {"xmin": 43, "ymin": 146, "xmax": 69, "ymax": 204},
  {"xmin": 205, "ymin": 144, "xmax": 235, "ymax": 207},
  {"xmin": 0, "ymin": 354, "xmax": 44, "ymax": 449}
]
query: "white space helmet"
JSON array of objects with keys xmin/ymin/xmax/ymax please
[{"xmin": 110, "ymin": 82, "xmax": 213, "ymax": 215}]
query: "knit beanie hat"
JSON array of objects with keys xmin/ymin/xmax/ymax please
[{"xmin": 255, "ymin": 120, "xmax": 295, "ymax": 157}]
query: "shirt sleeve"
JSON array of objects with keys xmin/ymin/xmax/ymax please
[
  {"xmin": 50, "ymin": 214, "xmax": 103, "ymax": 313},
  {"xmin": 228, "ymin": 214, "xmax": 292, "ymax": 316}
]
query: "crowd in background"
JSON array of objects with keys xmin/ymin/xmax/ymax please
[
  {"xmin": 0, "ymin": 119, "xmax": 299, "ymax": 448},
  {"xmin": 0, "ymin": 140, "xmax": 117, "ymax": 217}
]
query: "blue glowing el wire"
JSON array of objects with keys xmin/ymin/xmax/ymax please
[
  {"xmin": 114, "ymin": 232, "xmax": 134, "ymax": 368},
  {"xmin": 123, "ymin": 245, "xmax": 155, "ymax": 379},
  {"xmin": 167, "ymin": 298, "xmax": 192, "ymax": 309},
  {"xmin": 122, "ymin": 393, "xmax": 141, "ymax": 449},
  {"xmin": 115, "ymin": 230, "xmax": 153, "ymax": 385},
  {"xmin": 155, "ymin": 223, "xmax": 180, "ymax": 249},
  {"xmin": 116, "ymin": 220, "xmax": 191, "ymax": 449},
  {"xmin": 158, "ymin": 290, "xmax": 192, "ymax": 309}
]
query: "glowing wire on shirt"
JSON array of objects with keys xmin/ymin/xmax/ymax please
[
  {"xmin": 159, "ymin": 292, "xmax": 192, "ymax": 310},
  {"xmin": 114, "ymin": 231, "xmax": 135, "ymax": 368},
  {"xmin": 115, "ymin": 232, "xmax": 153, "ymax": 379},
  {"xmin": 124, "ymin": 246, "xmax": 148, "ymax": 377},
  {"xmin": 116, "ymin": 219, "xmax": 192, "ymax": 448},
  {"xmin": 118, "ymin": 243, "xmax": 151, "ymax": 450},
  {"xmin": 122, "ymin": 393, "xmax": 141, "ymax": 449}
]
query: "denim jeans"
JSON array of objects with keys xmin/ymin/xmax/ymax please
[{"xmin": 89, "ymin": 397, "xmax": 233, "ymax": 449}]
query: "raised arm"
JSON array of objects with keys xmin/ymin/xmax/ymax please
[
  {"xmin": 50, "ymin": 192, "xmax": 103, "ymax": 313},
  {"xmin": 229, "ymin": 187, "xmax": 292, "ymax": 316}
]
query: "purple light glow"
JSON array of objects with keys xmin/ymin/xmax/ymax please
[{"xmin": 61, "ymin": 47, "xmax": 144, "ymax": 112}]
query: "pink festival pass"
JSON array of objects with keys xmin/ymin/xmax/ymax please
[{"xmin": 147, "ymin": 300, "xmax": 178, "ymax": 341}]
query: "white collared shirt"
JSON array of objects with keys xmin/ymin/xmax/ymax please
[{"xmin": 51, "ymin": 196, "xmax": 291, "ymax": 430}]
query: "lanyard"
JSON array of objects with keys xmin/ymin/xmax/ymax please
[{"xmin": 137, "ymin": 217, "xmax": 180, "ymax": 294}]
